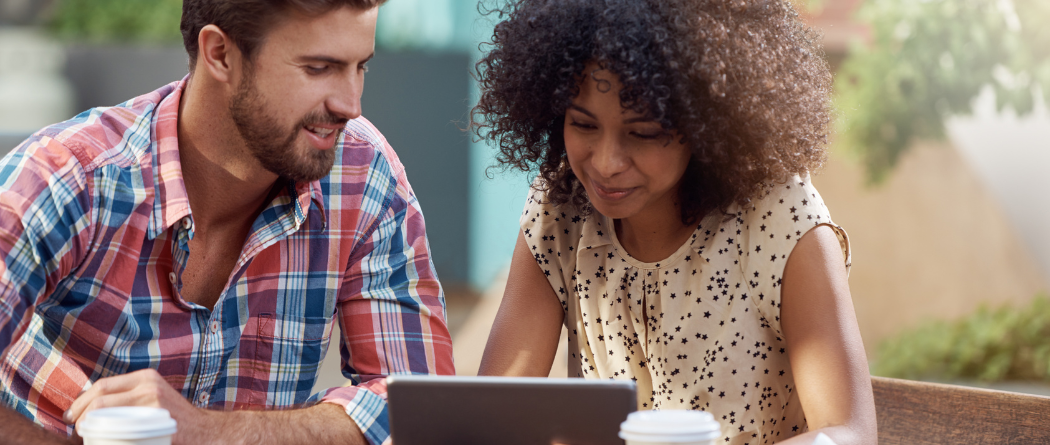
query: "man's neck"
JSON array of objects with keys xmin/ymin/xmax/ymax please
[{"xmin": 176, "ymin": 74, "xmax": 279, "ymax": 232}]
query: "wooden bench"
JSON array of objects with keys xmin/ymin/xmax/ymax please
[{"xmin": 872, "ymin": 376, "xmax": 1050, "ymax": 444}]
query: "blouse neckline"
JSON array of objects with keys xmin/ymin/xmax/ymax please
[{"xmin": 605, "ymin": 211, "xmax": 720, "ymax": 270}]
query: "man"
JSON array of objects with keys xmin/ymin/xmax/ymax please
[{"xmin": 0, "ymin": 1, "xmax": 455, "ymax": 444}]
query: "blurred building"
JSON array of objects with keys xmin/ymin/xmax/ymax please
[{"xmin": 805, "ymin": 0, "xmax": 1049, "ymax": 355}]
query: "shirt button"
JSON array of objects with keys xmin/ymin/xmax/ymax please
[
  {"xmin": 168, "ymin": 272, "xmax": 176, "ymax": 284},
  {"xmin": 181, "ymin": 217, "xmax": 192, "ymax": 231},
  {"xmin": 198, "ymin": 392, "xmax": 209, "ymax": 404},
  {"xmin": 210, "ymin": 320, "xmax": 220, "ymax": 333}
]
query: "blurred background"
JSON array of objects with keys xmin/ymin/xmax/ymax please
[{"xmin": 2, "ymin": 0, "xmax": 1050, "ymax": 395}]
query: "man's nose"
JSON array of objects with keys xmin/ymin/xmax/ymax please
[{"xmin": 327, "ymin": 75, "xmax": 363, "ymax": 121}]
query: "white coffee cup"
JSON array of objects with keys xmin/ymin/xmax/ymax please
[
  {"xmin": 619, "ymin": 410, "xmax": 722, "ymax": 445},
  {"xmin": 76, "ymin": 407, "xmax": 178, "ymax": 445}
]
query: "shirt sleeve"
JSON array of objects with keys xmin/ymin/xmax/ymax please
[
  {"xmin": 319, "ymin": 165, "xmax": 455, "ymax": 445},
  {"xmin": 741, "ymin": 174, "xmax": 850, "ymax": 336},
  {"xmin": 0, "ymin": 135, "xmax": 94, "ymax": 423},
  {"xmin": 0, "ymin": 134, "xmax": 92, "ymax": 353},
  {"xmin": 518, "ymin": 184, "xmax": 583, "ymax": 309}
]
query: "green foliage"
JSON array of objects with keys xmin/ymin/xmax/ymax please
[
  {"xmin": 49, "ymin": 0, "xmax": 183, "ymax": 43},
  {"xmin": 835, "ymin": 0, "xmax": 1050, "ymax": 182},
  {"xmin": 796, "ymin": 0, "xmax": 826, "ymax": 14},
  {"xmin": 874, "ymin": 296, "xmax": 1050, "ymax": 382}
]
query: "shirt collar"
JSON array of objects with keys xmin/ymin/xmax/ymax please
[
  {"xmin": 146, "ymin": 77, "xmax": 328, "ymax": 239},
  {"xmin": 146, "ymin": 77, "xmax": 192, "ymax": 240},
  {"xmin": 292, "ymin": 177, "xmax": 328, "ymax": 231}
]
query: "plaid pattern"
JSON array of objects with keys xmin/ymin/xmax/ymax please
[{"xmin": 0, "ymin": 79, "xmax": 454, "ymax": 445}]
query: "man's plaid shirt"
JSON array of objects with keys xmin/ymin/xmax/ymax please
[{"xmin": 0, "ymin": 79, "xmax": 455, "ymax": 445}]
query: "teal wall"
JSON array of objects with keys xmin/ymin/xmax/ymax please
[
  {"xmin": 376, "ymin": 0, "xmax": 530, "ymax": 291},
  {"xmin": 461, "ymin": 7, "xmax": 533, "ymax": 291}
]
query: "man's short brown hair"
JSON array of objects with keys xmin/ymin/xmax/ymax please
[{"xmin": 181, "ymin": 0, "xmax": 387, "ymax": 70}]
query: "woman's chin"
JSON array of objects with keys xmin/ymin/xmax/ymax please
[
  {"xmin": 584, "ymin": 186, "xmax": 644, "ymax": 219},
  {"xmin": 589, "ymin": 201, "xmax": 638, "ymax": 220}
]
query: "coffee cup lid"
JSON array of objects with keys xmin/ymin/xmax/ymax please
[
  {"xmin": 77, "ymin": 407, "xmax": 178, "ymax": 440},
  {"xmin": 619, "ymin": 410, "xmax": 722, "ymax": 442}
]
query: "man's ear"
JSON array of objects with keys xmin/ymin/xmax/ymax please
[{"xmin": 196, "ymin": 24, "xmax": 242, "ymax": 85}]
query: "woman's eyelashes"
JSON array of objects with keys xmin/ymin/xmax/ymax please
[
  {"xmin": 569, "ymin": 119, "xmax": 597, "ymax": 130},
  {"xmin": 630, "ymin": 130, "xmax": 662, "ymax": 140},
  {"xmin": 628, "ymin": 122, "xmax": 667, "ymax": 140},
  {"xmin": 569, "ymin": 115, "xmax": 665, "ymax": 141}
]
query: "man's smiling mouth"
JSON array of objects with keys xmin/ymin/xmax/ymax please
[{"xmin": 305, "ymin": 125, "xmax": 336, "ymax": 137}]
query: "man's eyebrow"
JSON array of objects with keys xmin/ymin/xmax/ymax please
[
  {"xmin": 296, "ymin": 53, "xmax": 374, "ymax": 67},
  {"xmin": 567, "ymin": 104, "xmax": 596, "ymax": 119},
  {"xmin": 297, "ymin": 55, "xmax": 349, "ymax": 66}
]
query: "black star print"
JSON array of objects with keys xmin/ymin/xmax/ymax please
[{"xmin": 521, "ymin": 181, "xmax": 830, "ymax": 439}]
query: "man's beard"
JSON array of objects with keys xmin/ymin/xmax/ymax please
[{"xmin": 228, "ymin": 71, "xmax": 345, "ymax": 183}]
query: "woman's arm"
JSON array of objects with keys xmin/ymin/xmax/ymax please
[
  {"xmin": 779, "ymin": 225, "xmax": 877, "ymax": 445},
  {"xmin": 478, "ymin": 230, "xmax": 565, "ymax": 376}
]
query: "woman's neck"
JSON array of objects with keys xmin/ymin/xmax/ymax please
[{"xmin": 614, "ymin": 199, "xmax": 695, "ymax": 264}]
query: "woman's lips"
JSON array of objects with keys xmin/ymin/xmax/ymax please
[{"xmin": 591, "ymin": 180, "xmax": 636, "ymax": 202}]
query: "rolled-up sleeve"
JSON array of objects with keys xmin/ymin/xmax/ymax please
[
  {"xmin": 0, "ymin": 135, "xmax": 94, "ymax": 432},
  {"xmin": 0, "ymin": 136, "xmax": 91, "ymax": 348},
  {"xmin": 320, "ymin": 163, "xmax": 455, "ymax": 445}
]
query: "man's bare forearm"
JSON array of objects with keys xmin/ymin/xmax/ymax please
[
  {"xmin": 201, "ymin": 402, "xmax": 367, "ymax": 445},
  {"xmin": 0, "ymin": 405, "xmax": 78, "ymax": 445}
]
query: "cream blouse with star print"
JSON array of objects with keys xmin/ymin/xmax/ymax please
[{"xmin": 520, "ymin": 175, "xmax": 850, "ymax": 445}]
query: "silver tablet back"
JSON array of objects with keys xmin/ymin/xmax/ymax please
[{"xmin": 387, "ymin": 375, "xmax": 637, "ymax": 445}]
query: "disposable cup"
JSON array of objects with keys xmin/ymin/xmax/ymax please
[
  {"xmin": 76, "ymin": 407, "xmax": 178, "ymax": 445},
  {"xmin": 619, "ymin": 410, "xmax": 722, "ymax": 445}
]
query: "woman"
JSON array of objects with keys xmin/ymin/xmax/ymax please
[{"xmin": 471, "ymin": 0, "xmax": 876, "ymax": 444}]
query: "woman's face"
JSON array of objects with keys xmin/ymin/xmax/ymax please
[{"xmin": 564, "ymin": 63, "xmax": 692, "ymax": 221}]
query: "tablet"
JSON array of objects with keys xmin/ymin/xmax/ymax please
[{"xmin": 386, "ymin": 375, "xmax": 637, "ymax": 445}]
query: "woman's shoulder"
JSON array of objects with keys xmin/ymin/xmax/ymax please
[
  {"xmin": 736, "ymin": 174, "xmax": 835, "ymax": 230},
  {"xmin": 733, "ymin": 173, "xmax": 849, "ymax": 275},
  {"xmin": 519, "ymin": 183, "xmax": 591, "ymax": 239},
  {"xmin": 519, "ymin": 183, "xmax": 604, "ymax": 304}
]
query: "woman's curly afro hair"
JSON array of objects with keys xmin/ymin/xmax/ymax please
[{"xmin": 471, "ymin": 0, "xmax": 833, "ymax": 223}]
